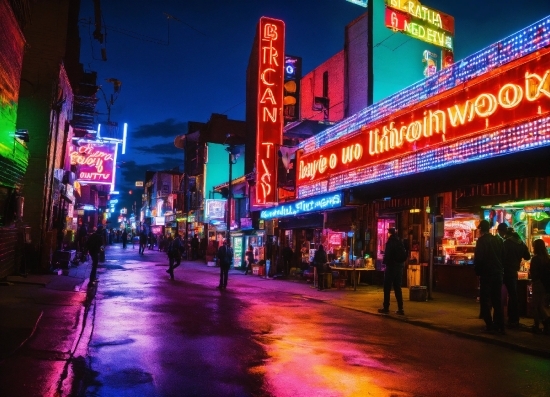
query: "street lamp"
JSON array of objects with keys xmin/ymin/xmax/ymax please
[{"xmin": 225, "ymin": 135, "xmax": 240, "ymax": 242}]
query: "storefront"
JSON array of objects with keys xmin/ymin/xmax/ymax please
[{"xmin": 290, "ymin": 18, "xmax": 550, "ymax": 296}]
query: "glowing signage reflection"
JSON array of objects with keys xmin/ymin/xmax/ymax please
[
  {"xmin": 260, "ymin": 192, "xmax": 342, "ymax": 220},
  {"xmin": 255, "ymin": 17, "xmax": 285, "ymax": 205}
]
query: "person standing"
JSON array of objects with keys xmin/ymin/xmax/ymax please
[
  {"xmin": 313, "ymin": 244, "xmax": 328, "ymax": 290},
  {"xmin": 217, "ymin": 239, "xmax": 233, "ymax": 289},
  {"xmin": 474, "ymin": 220, "xmax": 505, "ymax": 334},
  {"xmin": 166, "ymin": 232, "xmax": 183, "ymax": 280},
  {"xmin": 529, "ymin": 239, "xmax": 550, "ymax": 334},
  {"xmin": 244, "ymin": 245, "xmax": 254, "ymax": 275},
  {"xmin": 282, "ymin": 245, "xmax": 294, "ymax": 276},
  {"xmin": 378, "ymin": 228, "xmax": 407, "ymax": 315},
  {"xmin": 191, "ymin": 235, "xmax": 199, "ymax": 260},
  {"xmin": 139, "ymin": 227, "xmax": 147, "ymax": 255},
  {"xmin": 87, "ymin": 225, "xmax": 104, "ymax": 283},
  {"xmin": 121, "ymin": 229, "xmax": 128, "ymax": 249},
  {"xmin": 497, "ymin": 223, "xmax": 530, "ymax": 328}
]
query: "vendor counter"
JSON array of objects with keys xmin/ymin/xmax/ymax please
[{"xmin": 434, "ymin": 264, "xmax": 478, "ymax": 298}]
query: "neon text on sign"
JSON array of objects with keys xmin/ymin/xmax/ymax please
[
  {"xmin": 70, "ymin": 142, "xmax": 115, "ymax": 184},
  {"xmin": 256, "ymin": 17, "xmax": 285, "ymax": 205},
  {"xmin": 385, "ymin": 0, "xmax": 454, "ymax": 34},
  {"xmin": 385, "ymin": 7, "xmax": 453, "ymax": 51},
  {"xmin": 260, "ymin": 192, "xmax": 342, "ymax": 220},
  {"xmin": 297, "ymin": 51, "xmax": 550, "ymax": 185}
]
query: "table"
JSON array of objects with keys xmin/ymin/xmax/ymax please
[{"xmin": 329, "ymin": 266, "xmax": 376, "ymax": 291}]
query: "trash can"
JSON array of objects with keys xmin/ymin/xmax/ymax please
[{"xmin": 409, "ymin": 285, "xmax": 427, "ymax": 301}]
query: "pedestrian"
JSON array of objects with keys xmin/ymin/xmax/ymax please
[
  {"xmin": 529, "ymin": 239, "xmax": 550, "ymax": 334},
  {"xmin": 314, "ymin": 244, "xmax": 328, "ymax": 290},
  {"xmin": 166, "ymin": 232, "xmax": 183, "ymax": 280},
  {"xmin": 86, "ymin": 225, "xmax": 104, "ymax": 283},
  {"xmin": 378, "ymin": 228, "xmax": 407, "ymax": 315},
  {"xmin": 139, "ymin": 227, "xmax": 147, "ymax": 255},
  {"xmin": 122, "ymin": 229, "xmax": 128, "ymax": 249},
  {"xmin": 77, "ymin": 222, "xmax": 88, "ymax": 261},
  {"xmin": 474, "ymin": 219, "xmax": 505, "ymax": 334},
  {"xmin": 216, "ymin": 239, "xmax": 233, "ymax": 289},
  {"xmin": 282, "ymin": 245, "xmax": 294, "ymax": 275},
  {"xmin": 191, "ymin": 235, "xmax": 199, "ymax": 260},
  {"xmin": 244, "ymin": 245, "xmax": 254, "ymax": 275},
  {"xmin": 497, "ymin": 223, "xmax": 530, "ymax": 328}
]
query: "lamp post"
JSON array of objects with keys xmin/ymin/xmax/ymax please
[{"xmin": 226, "ymin": 143, "xmax": 239, "ymax": 242}]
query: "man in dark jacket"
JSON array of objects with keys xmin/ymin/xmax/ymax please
[
  {"xmin": 217, "ymin": 239, "xmax": 233, "ymax": 289},
  {"xmin": 497, "ymin": 223, "xmax": 530, "ymax": 328},
  {"xmin": 87, "ymin": 225, "xmax": 104, "ymax": 282},
  {"xmin": 474, "ymin": 220, "xmax": 505, "ymax": 334},
  {"xmin": 139, "ymin": 227, "xmax": 147, "ymax": 255},
  {"xmin": 378, "ymin": 228, "xmax": 407, "ymax": 315},
  {"xmin": 313, "ymin": 245, "xmax": 328, "ymax": 290}
]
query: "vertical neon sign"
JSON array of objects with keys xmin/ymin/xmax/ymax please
[{"xmin": 256, "ymin": 17, "xmax": 285, "ymax": 205}]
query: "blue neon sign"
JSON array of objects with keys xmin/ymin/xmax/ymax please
[{"xmin": 260, "ymin": 192, "xmax": 343, "ymax": 220}]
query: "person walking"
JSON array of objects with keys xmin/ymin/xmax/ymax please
[
  {"xmin": 497, "ymin": 223, "xmax": 530, "ymax": 328},
  {"xmin": 217, "ymin": 239, "xmax": 233, "ymax": 289},
  {"xmin": 244, "ymin": 245, "xmax": 254, "ymax": 275},
  {"xmin": 474, "ymin": 220, "xmax": 505, "ymax": 334},
  {"xmin": 314, "ymin": 244, "xmax": 328, "ymax": 290},
  {"xmin": 139, "ymin": 227, "xmax": 147, "ymax": 255},
  {"xmin": 166, "ymin": 232, "xmax": 183, "ymax": 280},
  {"xmin": 378, "ymin": 228, "xmax": 407, "ymax": 315},
  {"xmin": 529, "ymin": 239, "xmax": 550, "ymax": 334},
  {"xmin": 87, "ymin": 225, "xmax": 104, "ymax": 283}
]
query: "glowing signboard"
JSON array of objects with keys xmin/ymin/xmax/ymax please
[
  {"xmin": 260, "ymin": 192, "xmax": 343, "ymax": 219},
  {"xmin": 297, "ymin": 50, "xmax": 550, "ymax": 187},
  {"xmin": 70, "ymin": 142, "xmax": 116, "ymax": 185},
  {"xmin": 205, "ymin": 199, "xmax": 226, "ymax": 221},
  {"xmin": 385, "ymin": 0, "xmax": 454, "ymax": 34},
  {"xmin": 255, "ymin": 17, "xmax": 285, "ymax": 206},
  {"xmin": 385, "ymin": 7, "xmax": 453, "ymax": 51},
  {"xmin": 346, "ymin": 0, "xmax": 368, "ymax": 7}
]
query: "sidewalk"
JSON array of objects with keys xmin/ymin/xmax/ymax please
[{"xmin": 1, "ymin": 251, "xmax": 549, "ymax": 362}]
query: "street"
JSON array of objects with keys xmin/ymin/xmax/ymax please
[{"xmin": 2, "ymin": 245, "xmax": 550, "ymax": 397}]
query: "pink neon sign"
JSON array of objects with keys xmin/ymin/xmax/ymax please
[{"xmin": 70, "ymin": 142, "xmax": 116, "ymax": 185}]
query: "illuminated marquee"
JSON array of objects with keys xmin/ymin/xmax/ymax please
[
  {"xmin": 297, "ymin": 50, "xmax": 550, "ymax": 185},
  {"xmin": 255, "ymin": 17, "xmax": 285, "ymax": 205},
  {"xmin": 260, "ymin": 192, "xmax": 343, "ymax": 220},
  {"xmin": 205, "ymin": 199, "xmax": 227, "ymax": 221},
  {"xmin": 70, "ymin": 142, "xmax": 116, "ymax": 185}
]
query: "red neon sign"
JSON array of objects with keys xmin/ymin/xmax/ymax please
[
  {"xmin": 297, "ymin": 51, "xmax": 550, "ymax": 187},
  {"xmin": 255, "ymin": 17, "xmax": 285, "ymax": 205},
  {"xmin": 70, "ymin": 142, "xmax": 116, "ymax": 184}
]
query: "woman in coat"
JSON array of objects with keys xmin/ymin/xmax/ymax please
[{"xmin": 529, "ymin": 239, "xmax": 550, "ymax": 334}]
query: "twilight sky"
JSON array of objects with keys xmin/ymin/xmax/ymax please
[{"xmin": 77, "ymin": 0, "xmax": 550, "ymax": 214}]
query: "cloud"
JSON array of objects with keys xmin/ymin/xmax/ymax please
[
  {"xmin": 130, "ymin": 119, "xmax": 188, "ymax": 139},
  {"xmin": 133, "ymin": 141, "xmax": 183, "ymax": 157}
]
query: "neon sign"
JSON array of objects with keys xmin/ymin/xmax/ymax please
[
  {"xmin": 260, "ymin": 192, "xmax": 343, "ymax": 220},
  {"xmin": 297, "ymin": 50, "xmax": 550, "ymax": 186},
  {"xmin": 385, "ymin": 7, "xmax": 453, "ymax": 51},
  {"xmin": 255, "ymin": 17, "xmax": 285, "ymax": 205},
  {"xmin": 70, "ymin": 142, "xmax": 116, "ymax": 185},
  {"xmin": 385, "ymin": 0, "xmax": 454, "ymax": 34}
]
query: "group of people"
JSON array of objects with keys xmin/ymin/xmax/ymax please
[{"xmin": 475, "ymin": 220, "xmax": 550, "ymax": 335}]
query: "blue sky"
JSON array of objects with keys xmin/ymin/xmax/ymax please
[{"xmin": 78, "ymin": 0, "xmax": 550, "ymax": 213}]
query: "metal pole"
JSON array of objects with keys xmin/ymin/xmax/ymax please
[
  {"xmin": 428, "ymin": 214, "xmax": 434, "ymax": 300},
  {"xmin": 227, "ymin": 148, "xmax": 233, "ymax": 242}
]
